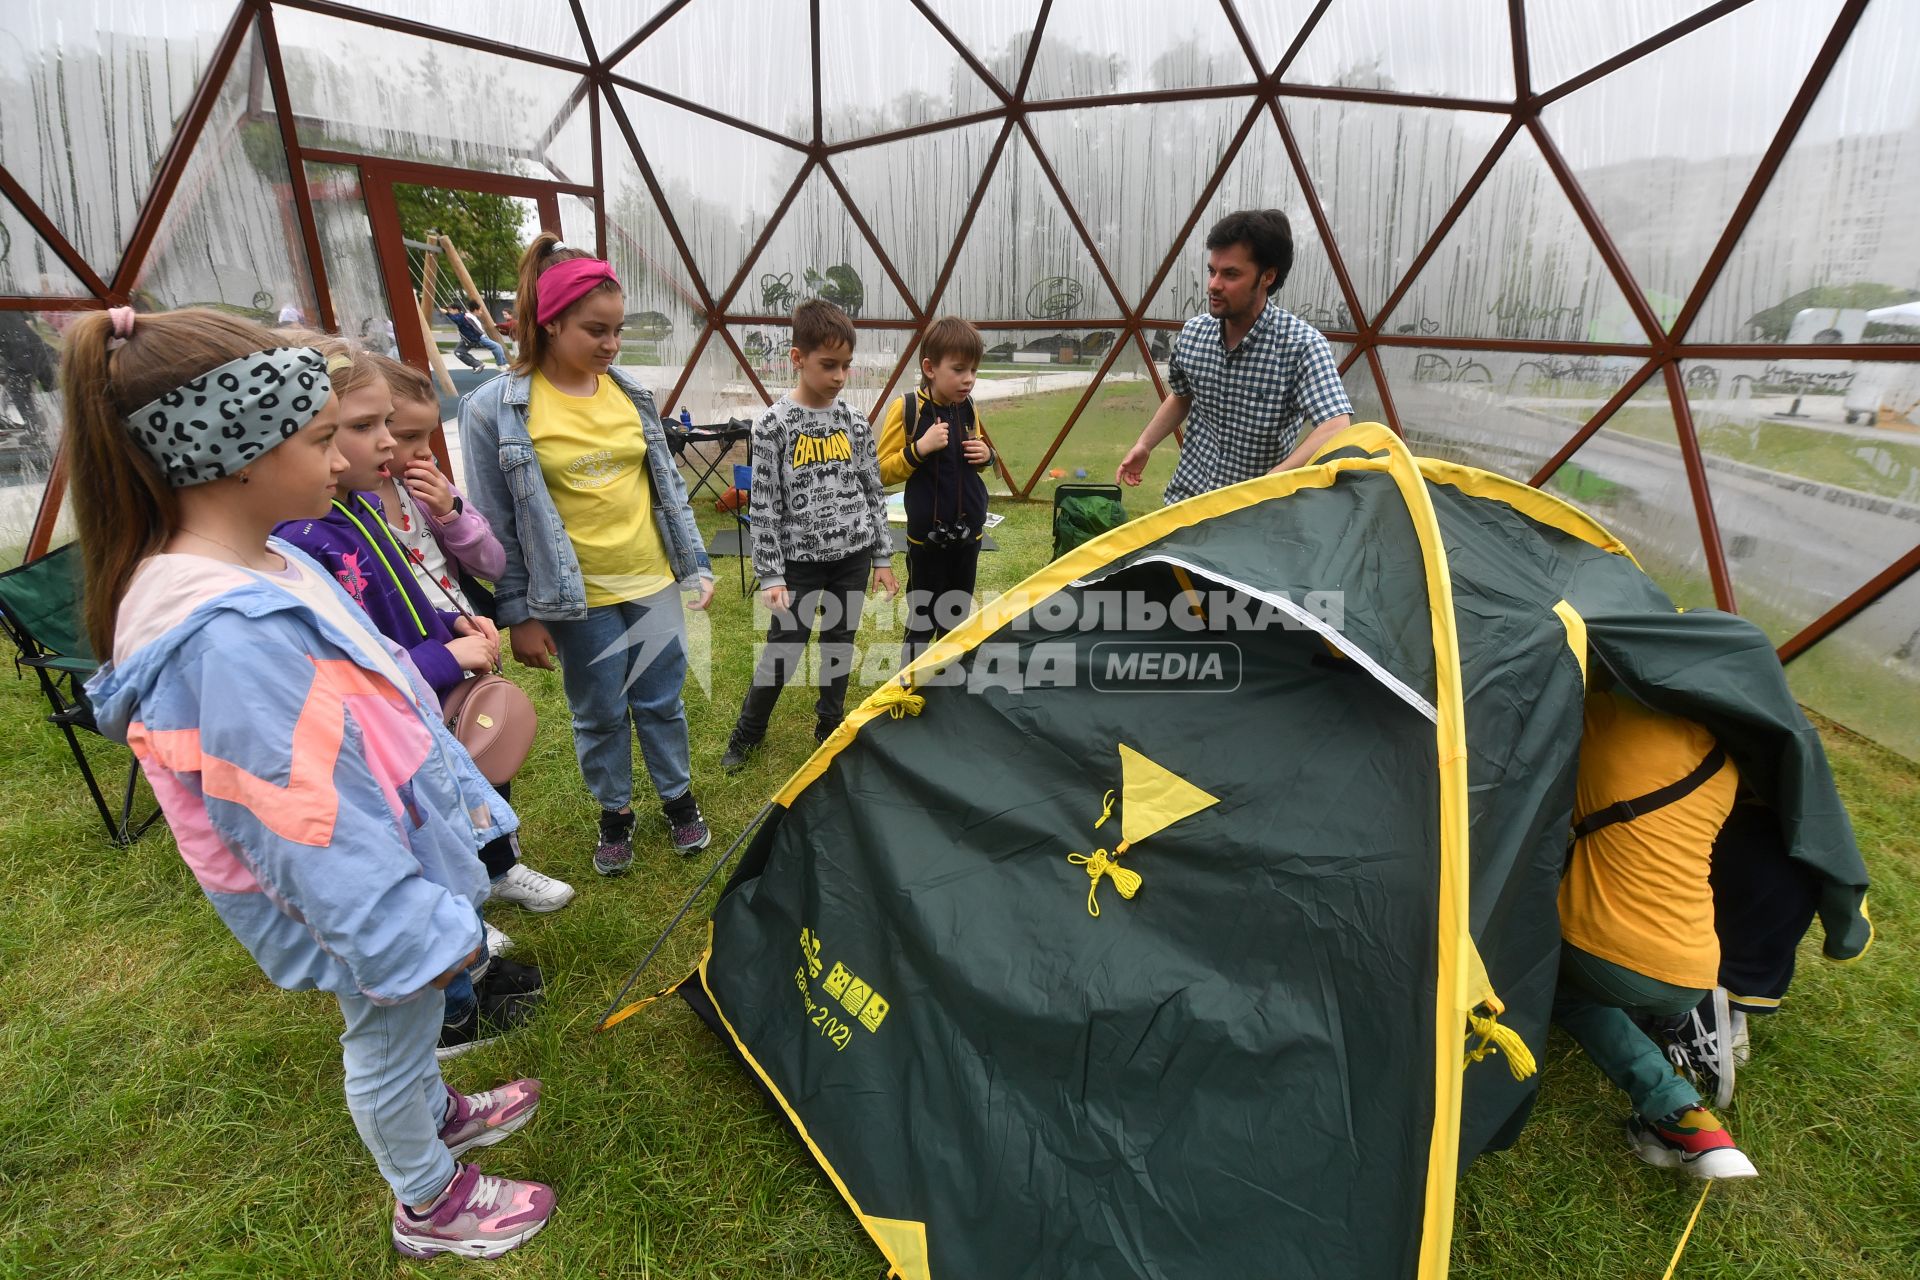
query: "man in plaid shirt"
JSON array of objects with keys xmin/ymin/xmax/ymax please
[{"xmin": 1118, "ymin": 211, "xmax": 1352, "ymax": 504}]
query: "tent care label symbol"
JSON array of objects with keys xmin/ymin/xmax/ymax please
[
  {"xmin": 795, "ymin": 928, "xmax": 890, "ymax": 1050},
  {"xmin": 1066, "ymin": 744, "xmax": 1220, "ymax": 918}
]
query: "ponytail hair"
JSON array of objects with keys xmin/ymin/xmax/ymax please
[
  {"xmin": 510, "ymin": 231, "xmax": 620, "ymax": 375},
  {"xmin": 60, "ymin": 306, "xmax": 285, "ymax": 658},
  {"xmin": 301, "ymin": 333, "xmax": 380, "ymax": 398}
]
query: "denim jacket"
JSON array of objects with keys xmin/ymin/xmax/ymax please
[{"xmin": 458, "ymin": 367, "xmax": 712, "ymax": 625}]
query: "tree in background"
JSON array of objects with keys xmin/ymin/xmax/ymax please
[{"xmin": 394, "ymin": 185, "xmax": 529, "ymax": 303}]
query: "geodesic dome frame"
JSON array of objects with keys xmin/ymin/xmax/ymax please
[{"xmin": 1, "ymin": 0, "xmax": 1916, "ymax": 756}]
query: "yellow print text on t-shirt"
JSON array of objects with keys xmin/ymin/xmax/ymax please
[
  {"xmin": 792, "ymin": 430, "xmax": 852, "ymax": 468},
  {"xmin": 566, "ymin": 449, "xmax": 623, "ymax": 489}
]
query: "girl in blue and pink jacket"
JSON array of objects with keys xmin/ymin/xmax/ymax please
[{"xmin": 68, "ymin": 306, "xmax": 554, "ymax": 1259}]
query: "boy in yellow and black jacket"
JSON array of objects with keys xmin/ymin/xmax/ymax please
[{"xmin": 877, "ymin": 316, "xmax": 996, "ymax": 659}]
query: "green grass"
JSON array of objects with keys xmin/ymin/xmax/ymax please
[
  {"xmin": 3, "ymin": 459, "xmax": 1918, "ymax": 1277},
  {"xmin": 978, "ymin": 378, "xmax": 1175, "ymax": 501},
  {"xmin": 1601, "ymin": 407, "xmax": 1920, "ymax": 504}
]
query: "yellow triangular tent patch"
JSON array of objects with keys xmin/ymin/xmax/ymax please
[
  {"xmin": 861, "ymin": 1214, "xmax": 931, "ymax": 1280},
  {"xmin": 1117, "ymin": 743, "xmax": 1219, "ymax": 846}
]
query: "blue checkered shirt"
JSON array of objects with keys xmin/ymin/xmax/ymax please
[{"xmin": 1163, "ymin": 303, "xmax": 1352, "ymax": 504}]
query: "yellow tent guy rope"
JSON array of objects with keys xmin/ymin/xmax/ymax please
[
  {"xmin": 869, "ymin": 681, "xmax": 925, "ymax": 719},
  {"xmin": 1661, "ymin": 1180, "xmax": 1713, "ymax": 1280},
  {"xmin": 1067, "ymin": 842, "xmax": 1138, "ymax": 917},
  {"xmin": 1462, "ymin": 1008, "xmax": 1537, "ymax": 1081}
]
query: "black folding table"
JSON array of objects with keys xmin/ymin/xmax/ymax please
[{"xmin": 667, "ymin": 419, "xmax": 752, "ymax": 499}]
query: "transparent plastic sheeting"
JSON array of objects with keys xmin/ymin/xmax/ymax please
[{"xmin": 3, "ymin": 0, "xmax": 1919, "ymax": 761}]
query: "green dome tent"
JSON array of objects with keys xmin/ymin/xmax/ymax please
[{"xmin": 606, "ymin": 424, "xmax": 1870, "ymax": 1279}]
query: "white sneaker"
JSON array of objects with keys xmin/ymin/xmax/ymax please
[
  {"xmin": 484, "ymin": 921, "xmax": 514, "ymax": 957},
  {"xmin": 492, "ymin": 862, "xmax": 576, "ymax": 913}
]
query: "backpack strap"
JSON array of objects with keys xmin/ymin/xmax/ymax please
[
  {"xmin": 900, "ymin": 389, "xmax": 919, "ymax": 446},
  {"xmin": 1572, "ymin": 745, "xmax": 1728, "ymax": 840}
]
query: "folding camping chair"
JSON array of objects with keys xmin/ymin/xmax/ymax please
[
  {"xmin": 731, "ymin": 462, "xmax": 757, "ymax": 597},
  {"xmin": 0, "ymin": 543, "xmax": 159, "ymax": 846}
]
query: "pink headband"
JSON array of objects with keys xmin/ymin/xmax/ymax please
[
  {"xmin": 537, "ymin": 257, "xmax": 618, "ymax": 328},
  {"xmin": 535, "ymin": 257, "xmax": 619, "ymax": 325}
]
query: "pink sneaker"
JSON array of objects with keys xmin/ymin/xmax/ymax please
[
  {"xmin": 392, "ymin": 1162, "xmax": 554, "ymax": 1259},
  {"xmin": 438, "ymin": 1079, "xmax": 541, "ymax": 1158}
]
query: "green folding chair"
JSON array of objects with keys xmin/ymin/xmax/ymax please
[{"xmin": 0, "ymin": 543, "xmax": 159, "ymax": 846}]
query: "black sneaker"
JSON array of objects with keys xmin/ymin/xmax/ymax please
[
  {"xmin": 663, "ymin": 791, "xmax": 711, "ymax": 856},
  {"xmin": 478, "ymin": 957, "xmax": 544, "ymax": 1000},
  {"xmin": 721, "ymin": 733, "xmax": 759, "ymax": 775},
  {"xmin": 1652, "ymin": 986, "xmax": 1735, "ymax": 1110},
  {"xmin": 814, "ymin": 718, "xmax": 842, "ymax": 745},
  {"xmin": 435, "ymin": 1011, "xmax": 500, "ymax": 1061},
  {"xmin": 477, "ymin": 978, "xmax": 543, "ymax": 1030},
  {"xmin": 593, "ymin": 808, "xmax": 635, "ymax": 877}
]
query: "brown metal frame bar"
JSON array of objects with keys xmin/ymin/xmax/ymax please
[
  {"xmin": 1367, "ymin": 117, "xmax": 1522, "ymax": 331},
  {"xmin": 1362, "ymin": 346, "xmax": 1402, "ymax": 436},
  {"xmin": 1019, "ymin": 330, "xmax": 1134, "ymax": 496},
  {"xmin": 663, "ymin": 323, "xmax": 718, "ymax": 420},
  {"xmin": 713, "ymin": 324, "xmax": 776, "ymax": 407},
  {"xmin": 256, "ymin": 2, "xmax": 333, "ymax": 331},
  {"xmin": 809, "ymin": 160, "xmax": 923, "ymax": 320},
  {"xmin": 605, "ymin": 75, "xmax": 810, "ymax": 153},
  {"xmin": 602, "ymin": 84, "xmax": 718, "ymax": 314},
  {"xmin": 1528, "ymin": 119, "xmax": 1665, "ymax": 345},
  {"xmin": 1526, "ymin": 358, "xmax": 1664, "ymax": 485},
  {"xmin": 360, "ymin": 172, "xmax": 432, "ymax": 371},
  {"xmin": 821, "ymin": 108, "xmax": 1011, "ymax": 156},
  {"xmin": 601, "ymin": 0, "xmax": 696, "ymax": 72},
  {"xmin": 589, "ymin": 80, "xmax": 607, "ymax": 258},
  {"xmin": 1666, "ymin": 0, "xmax": 1869, "ymax": 345},
  {"xmin": 708, "ymin": 160, "xmax": 817, "ymax": 317},
  {"xmin": 0, "ymin": 297, "xmax": 99, "ymax": 312},
  {"xmin": 1267, "ymin": 0, "xmax": 1332, "ymax": 79},
  {"xmin": 1270, "ymin": 98, "xmax": 1369, "ymax": 339},
  {"xmin": 1662, "ymin": 359, "xmax": 1737, "ymax": 610},
  {"xmin": 907, "ymin": 0, "xmax": 1015, "ymax": 105},
  {"xmin": 1778, "ymin": 542, "xmax": 1920, "ymax": 665},
  {"xmin": 267, "ymin": 0, "xmax": 590, "ymax": 73},
  {"xmin": 300, "ymin": 148, "xmax": 595, "ymax": 198},
  {"xmin": 0, "ymin": 166, "xmax": 113, "ymax": 299},
  {"xmin": 1014, "ymin": 117, "xmax": 1131, "ymax": 319},
  {"xmin": 1533, "ymin": 0, "xmax": 1760, "ymax": 107},
  {"xmin": 1133, "ymin": 99, "xmax": 1266, "ymax": 321},
  {"xmin": 908, "ymin": 120, "xmax": 1015, "ymax": 320},
  {"xmin": 108, "ymin": 4, "xmax": 255, "ymax": 299}
]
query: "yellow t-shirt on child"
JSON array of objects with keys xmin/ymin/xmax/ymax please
[
  {"xmin": 528, "ymin": 371, "xmax": 674, "ymax": 606},
  {"xmin": 1558, "ymin": 689, "xmax": 1736, "ymax": 990}
]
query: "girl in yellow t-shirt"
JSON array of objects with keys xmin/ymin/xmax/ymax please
[{"xmin": 459, "ymin": 234, "xmax": 716, "ymax": 877}]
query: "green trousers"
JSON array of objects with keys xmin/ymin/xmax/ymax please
[{"xmin": 1553, "ymin": 943, "xmax": 1705, "ymax": 1122}]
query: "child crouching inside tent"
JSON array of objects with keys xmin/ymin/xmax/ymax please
[{"xmin": 1557, "ymin": 679, "xmax": 1755, "ymax": 1179}]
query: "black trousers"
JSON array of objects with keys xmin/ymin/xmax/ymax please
[
  {"xmin": 1711, "ymin": 800, "xmax": 1819, "ymax": 1014},
  {"xmin": 903, "ymin": 539, "xmax": 981, "ymax": 661},
  {"xmin": 477, "ymin": 778, "xmax": 516, "ymax": 880},
  {"xmin": 734, "ymin": 552, "xmax": 869, "ymax": 742}
]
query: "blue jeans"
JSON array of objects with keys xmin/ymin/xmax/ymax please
[
  {"xmin": 337, "ymin": 987, "xmax": 455, "ymax": 1205},
  {"xmin": 455, "ymin": 335, "xmax": 507, "ymax": 367},
  {"xmin": 546, "ymin": 587, "xmax": 693, "ymax": 812}
]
